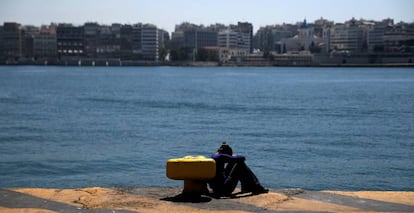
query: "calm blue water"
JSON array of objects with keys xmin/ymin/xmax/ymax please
[{"xmin": 0, "ymin": 66, "xmax": 413, "ymax": 191}]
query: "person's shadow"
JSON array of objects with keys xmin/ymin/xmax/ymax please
[
  {"xmin": 161, "ymin": 192, "xmax": 212, "ymax": 203},
  {"xmin": 161, "ymin": 191, "xmax": 257, "ymax": 203}
]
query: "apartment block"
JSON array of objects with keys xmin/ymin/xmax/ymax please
[
  {"xmin": 217, "ymin": 22, "xmax": 253, "ymax": 53},
  {"xmin": 33, "ymin": 28, "xmax": 57, "ymax": 59},
  {"xmin": 234, "ymin": 22, "xmax": 253, "ymax": 53},
  {"xmin": 141, "ymin": 24, "xmax": 159, "ymax": 60},
  {"xmin": 84, "ymin": 23, "xmax": 99, "ymax": 58},
  {"xmin": 2, "ymin": 22, "xmax": 22, "ymax": 61},
  {"xmin": 329, "ymin": 19, "xmax": 365, "ymax": 52},
  {"xmin": 56, "ymin": 24, "xmax": 85, "ymax": 58},
  {"xmin": 96, "ymin": 24, "xmax": 121, "ymax": 58}
]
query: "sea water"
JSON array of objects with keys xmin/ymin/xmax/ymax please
[{"xmin": 0, "ymin": 66, "xmax": 413, "ymax": 190}]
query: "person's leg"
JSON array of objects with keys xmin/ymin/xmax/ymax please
[
  {"xmin": 221, "ymin": 162, "xmax": 239, "ymax": 194},
  {"xmin": 228, "ymin": 162, "xmax": 268, "ymax": 194}
]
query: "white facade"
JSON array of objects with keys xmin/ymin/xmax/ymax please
[
  {"xmin": 280, "ymin": 25, "xmax": 322, "ymax": 52},
  {"xmin": 219, "ymin": 47, "xmax": 247, "ymax": 63},
  {"xmin": 130, "ymin": 24, "xmax": 159, "ymax": 60},
  {"xmin": 218, "ymin": 29, "xmax": 251, "ymax": 53},
  {"xmin": 329, "ymin": 22, "xmax": 364, "ymax": 52},
  {"xmin": 141, "ymin": 24, "xmax": 159, "ymax": 60},
  {"xmin": 218, "ymin": 29, "xmax": 238, "ymax": 48}
]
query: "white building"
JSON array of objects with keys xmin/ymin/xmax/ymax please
[
  {"xmin": 218, "ymin": 28, "xmax": 251, "ymax": 53},
  {"xmin": 141, "ymin": 24, "xmax": 159, "ymax": 61},
  {"xmin": 329, "ymin": 19, "xmax": 365, "ymax": 52},
  {"xmin": 280, "ymin": 20, "xmax": 323, "ymax": 53},
  {"xmin": 218, "ymin": 29, "xmax": 238, "ymax": 48},
  {"xmin": 219, "ymin": 47, "xmax": 247, "ymax": 63},
  {"xmin": 130, "ymin": 24, "xmax": 159, "ymax": 60}
]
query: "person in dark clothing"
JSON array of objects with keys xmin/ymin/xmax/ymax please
[{"xmin": 208, "ymin": 142, "xmax": 268, "ymax": 197}]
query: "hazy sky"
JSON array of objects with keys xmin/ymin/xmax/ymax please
[{"xmin": 1, "ymin": 0, "xmax": 413, "ymax": 33}]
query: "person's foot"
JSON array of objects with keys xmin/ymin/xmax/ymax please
[
  {"xmin": 250, "ymin": 187, "xmax": 269, "ymax": 195},
  {"xmin": 241, "ymin": 186, "xmax": 269, "ymax": 195},
  {"xmin": 210, "ymin": 192, "xmax": 235, "ymax": 198}
]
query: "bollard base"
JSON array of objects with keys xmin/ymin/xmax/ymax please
[{"xmin": 183, "ymin": 179, "xmax": 209, "ymax": 194}]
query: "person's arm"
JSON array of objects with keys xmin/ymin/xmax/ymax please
[{"xmin": 212, "ymin": 153, "xmax": 245, "ymax": 162}]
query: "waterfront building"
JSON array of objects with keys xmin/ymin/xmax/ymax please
[
  {"xmin": 368, "ymin": 24, "xmax": 386, "ymax": 52},
  {"xmin": 0, "ymin": 25, "xmax": 3, "ymax": 61},
  {"xmin": 279, "ymin": 20, "xmax": 323, "ymax": 53},
  {"xmin": 158, "ymin": 29, "xmax": 169, "ymax": 50},
  {"xmin": 84, "ymin": 23, "xmax": 99, "ymax": 58},
  {"xmin": 218, "ymin": 47, "xmax": 248, "ymax": 63},
  {"xmin": 2, "ymin": 22, "xmax": 22, "ymax": 62},
  {"xmin": 131, "ymin": 24, "xmax": 143, "ymax": 57},
  {"xmin": 195, "ymin": 46, "xmax": 247, "ymax": 63},
  {"xmin": 218, "ymin": 24, "xmax": 252, "ymax": 53},
  {"xmin": 33, "ymin": 30, "xmax": 57, "ymax": 59},
  {"xmin": 56, "ymin": 24, "xmax": 85, "ymax": 58},
  {"xmin": 272, "ymin": 29, "xmax": 294, "ymax": 52},
  {"xmin": 96, "ymin": 24, "xmax": 121, "ymax": 58},
  {"xmin": 271, "ymin": 52, "xmax": 313, "ymax": 65},
  {"xmin": 218, "ymin": 29, "xmax": 240, "ymax": 48},
  {"xmin": 120, "ymin": 24, "xmax": 133, "ymax": 59},
  {"xmin": 329, "ymin": 18, "xmax": 365, "ymax": 52},
  {"xmin": 254, "ymin": 26, "xmax": 274, "ymax": 51},
  {"xmin": 33, "ymin": 34, "xmax": 57, "ymax": 59},
  {"xmin": 313, "ymin": 17, "xmax": 334, "ymax": 38},
  {"xmin": 171, "ymin": 23, "xmax": 194, "ymax": 52},
  {"xmin": 171, "ymin": 23, "xmax": 219, "ymax": 60},
  {"xmin": 141, "ymin": 24, "xmax": 159, "ymax": 60},
  {"xmin": 383, "ymin": 22, "xmax": 414, "ymax": 53},
  {"xmin": 221, "ymin": 22, "xmax": 253, "ymax": 53},
  {"xmin": 233, "ymin": 22, "xmax": 253, "ymax": 53},
  {"xmin": 171, "ymin": 22, "xmax": 250, "ymax": 61},
  {"xmin": 254, "ymin": 24, "xmax": 296, "ymax": 52},
  {"xmin": 322, "ymin": 27, "xmax": 331, "ymax": 53},
  {"xmin": 119, "ymin": 23, "xmax": 159, "ymax": 61},
  {"xmin": 20, "ymin": 25, "xmax": 40, "ymax": 59},
  {"xmin": 170, "ymin": 31, "xmax": 184, "ymax": 50},
  {"xmin": 180, "ymin": 24, "xmax": 218, "ymax": 48},
  {"xmin": 1, "ymin": 18, "xmax": 413, "ymax": 65}
]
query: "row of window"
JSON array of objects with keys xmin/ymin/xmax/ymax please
[
  {"xmin": 57, "ymin": 42, "xmax": 84, "ymax": 46},
  {"xmin": 58, "ymin": 49, "xmax": 84, "ymax": 54}
]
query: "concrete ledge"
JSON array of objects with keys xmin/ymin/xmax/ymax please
[{"xmin": 1, "ymin": 187, "xmax": 413, "ymax": 212}]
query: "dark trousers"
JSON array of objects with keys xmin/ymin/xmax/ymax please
[{"xmin": 220, "ymin": 161, "xmax": 262, "ymax": 194}]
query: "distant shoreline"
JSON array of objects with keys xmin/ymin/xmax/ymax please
[{"xmin": 1, "ymin": 61, "xmax": 414, "ymax": 68}]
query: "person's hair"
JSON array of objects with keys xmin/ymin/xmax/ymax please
[{"xmin": 217, "ymin": 142, "xmax": 233, "ymax": 155}]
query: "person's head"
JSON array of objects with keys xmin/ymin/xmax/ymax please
[{"xmin": 217, "ymin": 142, "xmax": 233, "ymax": 155}]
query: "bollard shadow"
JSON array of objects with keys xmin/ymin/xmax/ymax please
[
  {"xmin": 160, "ymin": 191, "xmax": 276, "ymax": 212},
  {"xmin": 161, "ymin": 191, "xmax": 260, "ymax": 203}
]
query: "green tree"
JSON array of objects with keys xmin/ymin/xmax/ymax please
[
  {"xmin": 159, "ymin": 48, "xmax": 168, "ymax": 61},
  {"xmin": 170, "ymin": 47, "xmax": 191, "ymax": 61}
]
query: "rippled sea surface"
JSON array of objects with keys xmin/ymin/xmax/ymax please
[{"xmin": 1, "ymin": 66, "xmax": 413, "ymax": 190}]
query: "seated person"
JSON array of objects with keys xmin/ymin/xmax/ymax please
[{"xmin": 208, "ymin": 142, "xmax": 268, "ymax": 196}]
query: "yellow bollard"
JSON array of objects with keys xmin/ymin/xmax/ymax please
[{"xmin": 166, "ymin": 155, "xmax": 216, "ymax": 194}]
